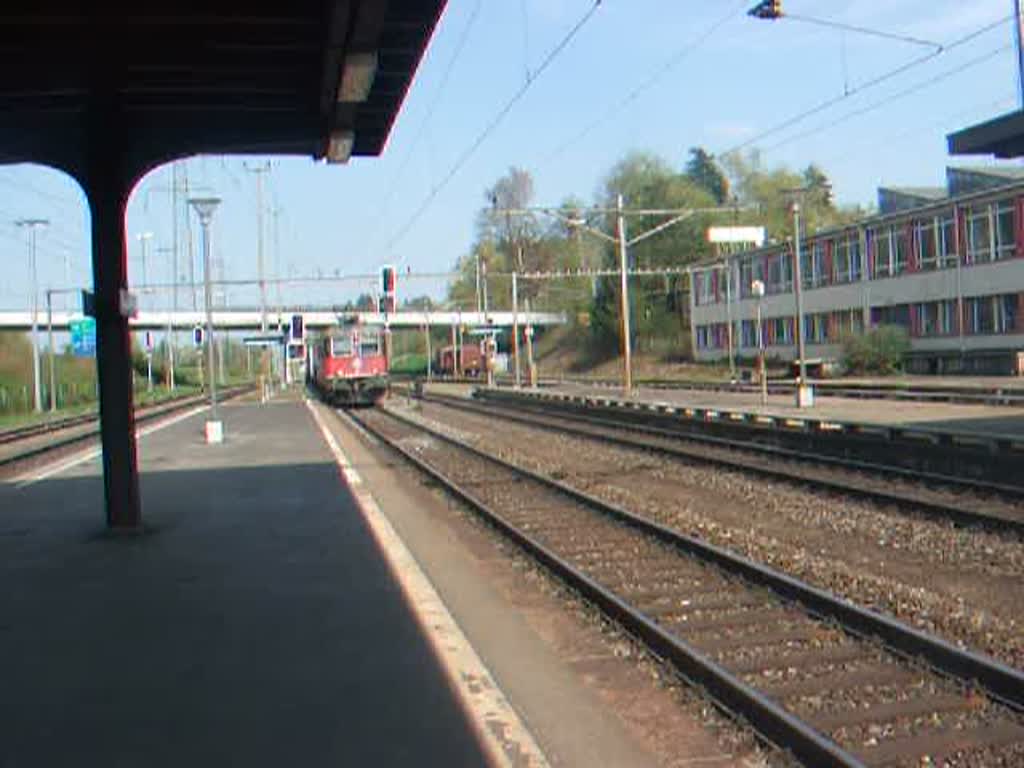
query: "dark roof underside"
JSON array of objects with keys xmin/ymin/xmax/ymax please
[
  {"xmin": 0, "ymin": 2, "xmax": 446, "ymax": 178},
  {"xmin": 947, "ymin": 109, "xmax": 1024, "ymax": 158}
]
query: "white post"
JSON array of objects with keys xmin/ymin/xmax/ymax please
[
  {"xmin": 47, "ymin": 289, "xmax": 56, "ymax": 412},
  {"xmin": 512, "ymin": 271, "xmax": 521, "ymax": 388},
  {"xmin": 28, "ymin": 225, "xmax": 43, "ymax": 412},
  {"xmin": 723, "ymin": 257, "xmax": 736, "ymax": 382},
  {"xmin": 791, "ymin": 203, "xmax": 813, "ymax": 407},
  {"xmin": 616, "ymin": 194, "xmax": 633, "ymax": 394},
  {"xmin": 752, "ymin": 279, "xmax": 767, "ymax": 407}
]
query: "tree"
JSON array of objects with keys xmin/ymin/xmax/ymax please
[{"xmin": 685, "ymin": 147, "xmax": 730, "ymax": 204}]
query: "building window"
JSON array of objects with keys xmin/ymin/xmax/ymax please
[
  {"xmin": 834, "ymin": 237, "xmax": 850, "ymax": 283},
  {"xmin": 848, "ymin": 235, "xmax": 862, "ymax": 281},
  {"xmin": 741, "ymin": 320, "xmax": 757, "ymax": 348},
  {"xmin": 916, "ymin": 220, "xmax": 938, "ymax": 270},
  {"xmin": 872, "ymin": 228, "xmax": 892, "ymax": 278},
  {"xmin": 811, "ymin": 241, "xmax": 827, "ymax": 287},
  {"xmin": 937, "ymin": 300, "xmax": 956, "ymax": 335},
  {"xmin": 938, "ymin": 215, "xmax": 958, "ymax": 267},
  {"xmin": 966, "ymin": 205, "xmax": 992, "ymax": 263},
  {"xmin": 995, "ymin": 202, "xmax": 1016, "ymax": 261},
  {"xmin": 893, "ymin": 228, "xmax": 908, "ymax": 275}
]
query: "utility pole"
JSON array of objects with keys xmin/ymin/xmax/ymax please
[
  {"xmin": 512, "ymin": 271, "xmax": 521, "ymax": 388},
  {"xmin": 1016, "ymin": 0, "xmax": 1024, "ymax": 108},
  {"xmin": 246, "ymin": 161, "xmax": 271, "ymax": 334},
  {"xmin": 791, "ymin": 203, "xmax": 808, "ymax": 388},
  {"xmin": 156, "ymin": 246, "xmax": 176, "ymax": 390},
  {"xmin": 47, "ymin": 288, "xmax": 56, "ymax": 412},
  {"xmin": 136, "ymin": 231, "xmax": 153, "ymax": 288},
  {"xmin": 497, "ymin": 201, "xmax": 746, "ymax": 396},
  {"xmin": 616, "ymin": 195, "xmax": 633, "ymax": 393},
  {"xmin": 17, "ymin": 218, "xmax": 48, "ymax": 412}
]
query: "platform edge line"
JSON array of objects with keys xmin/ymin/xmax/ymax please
[
  {"xmin": 305, "ymin": 399, "xmax": 551, "ymax": 768},
  {"xmin": 13, "ymin": 404, "xmax": 209, "ymax": 487}
]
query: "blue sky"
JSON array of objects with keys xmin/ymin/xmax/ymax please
[{"xmin": 0, "ymin": 0, "xmax": 1021, "ymax": 312}]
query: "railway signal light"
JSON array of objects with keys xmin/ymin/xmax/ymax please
[
  {"xmin": 748, "ymin": 0, "xmax": 782, "ymax": 19},
  {"xmin": 192, "ymin": 325, "xmax": 204, "ymax": 347},
  {"xmin": 381, "ymin": 264, "xmax": 396, "ymax": 295}
]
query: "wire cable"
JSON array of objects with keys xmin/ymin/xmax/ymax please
[
  {"xmin": 362, "ymin": 0, "xmax": 484, "ymax": 257},
  {"xmin": 383, "ymin": 0, "xmax": 605, "ymax": 259},
  {"xmin": 720, "ymin": 13, "xmax": 1012, "ymax": 157},
  {"xmin": 542, "ymin": 0, "xmax": 748, "ymax": 166},
  {"xmin": 782, "ymin": 13, "xmax": 943, "ymax": 51},
  {"xmin": 762, "ymin": 43, "xmax": 1012, "ymax": 155}
]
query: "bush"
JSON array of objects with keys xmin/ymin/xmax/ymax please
[{"xmin": 841, "ymin": 325, "xmax": 910, "ymax": 375}]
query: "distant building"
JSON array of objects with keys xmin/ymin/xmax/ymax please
[{"xmin": 690, "ymin": 176, "xmax": 1024, "ymax": 376}]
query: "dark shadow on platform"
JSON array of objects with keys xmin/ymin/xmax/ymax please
[{"xmin": 0, "ymin": 460, "xmax": 489, "ymax": 767}]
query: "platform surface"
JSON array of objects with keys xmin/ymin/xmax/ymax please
[
  {"xmin": 0, "ymin": 399, "xmax": 488, "ymax": 767},
  {"xmin": 534, "ymin": 381, "xmax": 1024, "ymax": 438}
]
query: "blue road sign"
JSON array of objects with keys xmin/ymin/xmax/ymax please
[{"xmin": 69, "ymin": 317, "xmax": 96, "ymax": 357}]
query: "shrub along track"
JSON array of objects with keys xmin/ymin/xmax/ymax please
[{"xmin": 352, "ymin": 405, "xmax": 1024, "ymax": 767}]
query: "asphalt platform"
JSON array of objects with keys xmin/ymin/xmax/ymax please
[{"xmin": 0, "ymin": 399, "xmax": 489, "ymax": 766}]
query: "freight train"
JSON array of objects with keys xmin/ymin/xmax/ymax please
[
  {"xmin": 434, "ymin": 344, "xmax": 484, "ymax": 377},
  {"xmin": 308, "ymin": 317, "xmax": 389, "ymax": 406}
]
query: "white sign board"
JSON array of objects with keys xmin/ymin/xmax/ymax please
[{"xmin": 707, "ymin": 226, "xmax": 766, "ymax": 247}]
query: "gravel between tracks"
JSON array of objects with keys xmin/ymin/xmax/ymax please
[
  {"xmin": 365, "ymin": 405, "xmax": 1024, "ymax": 767},
  {"xmin": 390, "ymin": 397, "xmax": 1024, "ymax": 673}
]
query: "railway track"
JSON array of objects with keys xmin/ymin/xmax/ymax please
[
  {"xmin": 0, "ymin": 386, "xmax": 254, "ymax": 472},
  {"xmin": 350, "ymin": 404, "xmax": 1024, "ymax": 767},
  {"xmin": 543, "ymin": 376, "xmax": 1024, "ymax": 407},
  {"xmin": 427, "ymin": 389, "xmax": 1024, "ymax": 535},
  {"xmin": 0, "ymin": 411, "xmax": 104, "ymax": 446}
]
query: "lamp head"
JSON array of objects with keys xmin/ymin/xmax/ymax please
[{"xmin": 188, "ymin": 197, "xmax": 221, "ymax": 223}]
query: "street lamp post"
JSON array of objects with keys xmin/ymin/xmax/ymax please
[
  {"xmin": 751, "ymin": 279, "xmax": 767, "ymax": 407},
  {"xmin": 789, "ymin": 202, "xmax": 814, "ymax": 408},
  {"xmin": 189, "ymin": 197, "xmax": 223, "ymax": 443},
  {"xmin": 16, "ymin": 218, "xmax": 48, "ymax": 412}
]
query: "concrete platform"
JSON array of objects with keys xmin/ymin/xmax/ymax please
[
  {"xmin": 0, "ymin": 399, "xmax": 491, "ymax": 766},
  {"xmin": 539, "ymin": 382, "xmax": 1024, "ymax": 438}
]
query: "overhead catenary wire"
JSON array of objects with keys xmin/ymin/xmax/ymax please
[
  {"xmin": 382, "ymin": 0, "xmax": 605, "ymax": 260},
  {"xmin": 363, "ymin": 0, "xmax": 484, "ymax": 258},
  {"xmin": 761, "ymin": 43, "xmax": 1013, "ymax": 155},
  {"xmin": 542, "ymin": 0, "xmax": 749, "ymax": 166},
  {"xmin": 720, "ymin": 13, "xmax": 1013, "ymax": 157},
  {"xmin": 819, "ymin": 91, "xmax": 1019, "ymax": 172}
]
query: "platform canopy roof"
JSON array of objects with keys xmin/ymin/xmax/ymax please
[
  {"xmin": 947, "ymin": 109, "xmax": 1024, "ymax": 159},
  {"xmin": 0, "ymin": 1, "xmax": 446, "ymax": 180}
]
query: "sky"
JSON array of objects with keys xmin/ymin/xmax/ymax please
[{"xmin": 0, "ymin": 0, "xmax": 1021, "ymax": 314}]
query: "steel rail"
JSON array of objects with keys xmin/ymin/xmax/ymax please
[
  {"xmin": 347, "ymin": 407, "xmax": 864, "ymax": 768},
  {"xmin": 0, "ymin": 385, "xmax": 254, "ymax": 470},
  {"xmin": 542, "ymin": 375, "xmax": 1024, "ymax": 407},
  {"xmin": 358, "ymin": 405, "xmax": 1024, "ymax": 713},
  {"xmin": 415, "ymin": 390, "xmax": 1024, "ymax": 535}
]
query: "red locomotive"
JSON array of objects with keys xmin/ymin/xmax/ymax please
[
  {"xmin": 435, "ymin": 344, "xmax": 484, "ymax": 378},
  {"xmin": 309, "ymin": 317, "xmax": 389, "ymax": 406}
]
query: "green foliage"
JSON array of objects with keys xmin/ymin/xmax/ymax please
[
  {"xmin": 840, "ymin": 325, "xmax": 910, "ymax": 375},
  {"xmin": 685, "ymin": 147, "xmax": 729, "ymax": 204},
  {"xmin": 445, "ymin": 149, "xmax": 862, "ymax": 370}
]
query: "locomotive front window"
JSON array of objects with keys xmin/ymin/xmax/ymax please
[{"xmin": 331, "ymin": 336, "xmax": 353, "ymax": 356}]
